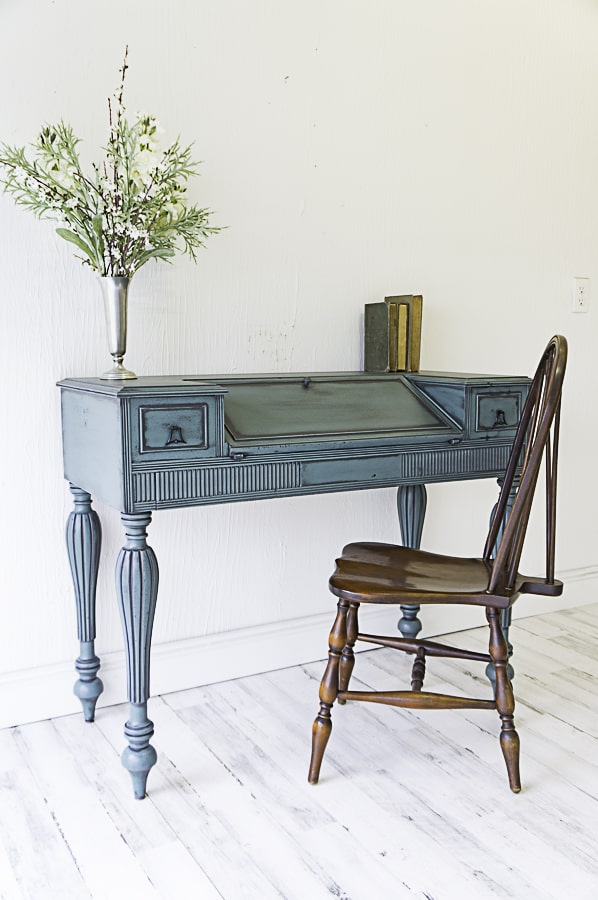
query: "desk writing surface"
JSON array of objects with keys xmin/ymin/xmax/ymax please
[{"xmin": 201, "ymin": 375, "xmax": 454, "ymax": 442}]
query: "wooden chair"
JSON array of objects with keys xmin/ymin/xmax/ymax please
[{"xmin": 308, "ymin": 335, "xmax": 567, "ymax": 792}]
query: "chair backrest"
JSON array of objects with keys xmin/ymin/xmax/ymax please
[{"xmin": 482, "ymin": 335, "xmax": 568, "ymax": 596}]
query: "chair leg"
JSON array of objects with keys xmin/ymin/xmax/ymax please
[
  {"xmin": 308, "ymin": 598, "xmax": 349, "ymax": 784},
  {"xmin": 487, "ymin": 607, "xmax": 521, "ymax": 793},
  {"xmin": 411, "ymin": 647, "xmax": 426, "ymax": 691},
  {"xmin": 338, "ymin": 601, "xmax": 359, "ymax": 703}
]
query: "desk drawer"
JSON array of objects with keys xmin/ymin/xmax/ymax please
[
  {"xmin": 129, "ymin": 396, "xmax": 224, "ymax": 462},
  {"xmin": 469, "ymin": 388, "xmax": 526, "ymax": 439}
]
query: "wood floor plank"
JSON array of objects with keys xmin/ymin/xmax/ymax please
[
  {"xmin": 11, "ymin": 720, "xmax": 168, "ymax": 899},
  {"xmin": 359, "ymin": 641, "xmax": 598, "ymax": 791},
  {"xmin": 0, "ymin": 838, "xmax": 24, "ymax": 900},
  {"xmin": 307, "ymin": 642, "xmax": 598, "ymax": 897},
  {"xmin": 0, "ymin": 728, "xmax": 90, "ymax": 900},
  {"xmin": 187, "ymin": 671, "xmax": 532, "ymax": 899},
  {"xmin": 95, "ymin": 699, "xmax": 345, "ymax": 900},
  {"xmin": 1, "ymin": 602, "xmax": 598, "ymax": 899},
  {"xmin": 163, "ymin": 679, "xmax": 430, "ymax": 898},
  {"xmin": 50, "ymin": 708, "xmax": 220, "ymax": 899}
]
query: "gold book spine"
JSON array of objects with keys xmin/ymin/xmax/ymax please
[
  {"xmin": 408, "ymin": 295, "xmax": 423, "ymax": 372},
  {"xmin": 388, "ymin": 302, "xmax": 398, "ymax": 372},
  {"xmin": 397, "ymin": 303, "xmax": 409, "ymax": 371}
]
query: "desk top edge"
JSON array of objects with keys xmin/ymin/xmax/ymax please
[{"xmin": 57, "ymin": 370, "xmax": 529, "ymax": 396}]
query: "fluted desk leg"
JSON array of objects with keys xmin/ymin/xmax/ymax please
[
  {"xmin": 116, "ymin": 512, "xmax": 159, "ymax": 799},
  {"xmin": 66, "ymin": 485, "xmax": 104, "ymax": 722},
  {"xmin": 396, "ymin": 483, "xmax": 427, "ymax": 639}
]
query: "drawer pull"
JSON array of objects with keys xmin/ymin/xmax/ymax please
[
  {"xmin": 493, "ymin": 409, "xmax": 507, "ymax": 427},
  {"xmin": 165, "ymin": 425, "xmax": 187, "ymax": 446}
]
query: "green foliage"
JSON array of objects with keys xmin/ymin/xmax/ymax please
[{"xmin": 0, "ymin": 50, "xmax": 222, "ymax": 276}]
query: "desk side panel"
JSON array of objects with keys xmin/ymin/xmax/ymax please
[{"xmin": 60, "ymin": 389, "xmax": 124, "ymax": 509}]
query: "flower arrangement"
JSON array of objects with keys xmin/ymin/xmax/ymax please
[{"xmin": 0, "ymin": 48, "xmax": 221, "ymax": 277}]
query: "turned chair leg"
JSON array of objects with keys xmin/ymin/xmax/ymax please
[
  {"xmin": 487, "ymin": 607, "xmax": 521, "ymax": 793},
  {"xmin": 308, "ymin": 598, "xmax": 349, "ymax": 784},
  {"xmin": 411, "ymin": 647, "xmax": 426, "ymax": 691},
  {"xmin": 338, "ymin": 601, "xmax": 359, "ymax": 703}
]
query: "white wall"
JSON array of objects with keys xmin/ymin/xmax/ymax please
[{"xmin": 1, "ymin": 0, "xmax": 597, "ymax": 727}]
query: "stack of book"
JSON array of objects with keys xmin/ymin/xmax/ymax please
[{"xmin": 364, "ymin": 294, "xmax": 423, "ymax": 373}]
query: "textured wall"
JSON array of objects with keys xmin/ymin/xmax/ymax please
[{"xmin": 1, "ymin": 0, "xmax": 597, "ymax": 724}]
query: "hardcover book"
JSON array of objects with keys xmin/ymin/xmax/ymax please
[
  {"xmin": 385, "ymin": 294, "xmax": 423, "ymax": 372},
  {"xmin": 364, "ymin": 294, "xmax": 423, "ymax": 372}
]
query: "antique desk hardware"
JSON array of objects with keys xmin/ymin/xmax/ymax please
[{"xmin": 59, "ymin": 369, "xmax": 529, "ymax": 798}]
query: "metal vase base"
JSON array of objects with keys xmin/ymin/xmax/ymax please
[
  {"xmin": 99, "ymin": 275, "xmax": 137, "ymax": 380},
  {"xmin": 101, "ymin": 359, "xmax": 137, "ymax": 380}
]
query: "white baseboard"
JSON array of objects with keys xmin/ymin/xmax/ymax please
[{"xmin": 1, "ymin": 565, "xmax": 595, "ymax": 730}]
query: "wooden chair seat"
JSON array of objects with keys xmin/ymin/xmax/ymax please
[
  {"xmin": 332, "ymin": 542, "xmax": 497, "ymax": 606},
  {"xmin": 308, "ymin": 335, "xmax": 568, "ymax": 793},
  {"xmin": 330, "ymin": 542, "xmax": 563, "ymax": 608}
]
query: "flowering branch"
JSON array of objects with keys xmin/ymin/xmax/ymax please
[{"xmin": 0, "ymin": 48, "xmax": 222, "ymax": 277}]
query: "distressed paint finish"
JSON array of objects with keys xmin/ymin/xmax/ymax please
[
  {"xmin": 116, "ymin": 512, "xmax": 159, "ymax": 799},
  {"xmin": 59, "ymin": 368, "xmax": 529, "ymax": 797},
  {"xmin": 65, "ymin": 485, "xmax": 103, "ymax": 722}
]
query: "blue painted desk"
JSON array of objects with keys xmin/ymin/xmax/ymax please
[{"xmin": 58, "ymin": 369, "xmax": 529, "ymax": 797}]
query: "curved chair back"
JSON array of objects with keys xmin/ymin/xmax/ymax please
[{"xmin": 483, "ymin": 335, "xmax": 567, "ymax": 596}]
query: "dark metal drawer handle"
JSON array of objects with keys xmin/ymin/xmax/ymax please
[
  {"xmin": 493, "ymin": 409, "xmax": 507, "ymax": 427},
  {"xmin": 165, "ymin": 425, "xmax": 187, "ymax": 446}
]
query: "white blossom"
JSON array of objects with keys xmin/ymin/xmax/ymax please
[{"xmin": 0, "ymin": 53, "xmax": 220, "ymax": 276}]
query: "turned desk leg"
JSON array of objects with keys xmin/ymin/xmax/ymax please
[
  {"xmin": 116, "ymin": 512, "xmax": 159, "ymax": 800},
  {"xmin": 396, "ymin": 484, "xmax": 427, "ymax": 639},
  {"xmin": 66, "ymin": 485, "xmax": 104, "ymax": 722}
]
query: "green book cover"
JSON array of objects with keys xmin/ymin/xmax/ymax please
[{"xmin": 364, "ymin": 302, "xmax": 396, "ymax": 372}]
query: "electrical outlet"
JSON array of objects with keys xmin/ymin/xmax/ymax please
[{"xmin": 572, "ymin": 277, "xmax": 590, "ymax": 313}]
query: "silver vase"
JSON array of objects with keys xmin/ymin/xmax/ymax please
[{"xmin": 98, "ymin": 276, "xmax": 137, "ymax": 380}]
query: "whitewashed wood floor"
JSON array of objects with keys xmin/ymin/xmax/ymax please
[{"xmin": 1, "ymin": 603, "xmax": 597, "ymax": 900}]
